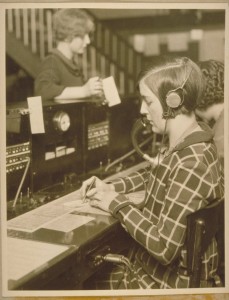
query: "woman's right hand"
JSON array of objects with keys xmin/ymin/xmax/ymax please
[
  {"xmin": 79, "ymin": 176, "xmax": 115, "ymax": 200},
  {"xmin": 83, "ymin": 76, "xmax": 103, "ymax": 97}
]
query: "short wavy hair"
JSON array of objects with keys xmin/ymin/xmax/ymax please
[
  {"xmin": 138, "ymin": 56, "xmax": 204, "ymax": 118},
  {"xmin": 196, "ymin": 60, "xmax": 224, "ymax": 110},
  {"xmin": 53, "ymin": 9, "xmax": 95, "ymax": 42}
]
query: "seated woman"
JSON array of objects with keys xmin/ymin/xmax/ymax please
[
  {"xmin": 80, "ymin": 56, "xmax": 224, "ymax": 289},
  {"xmin": 34, "ymin": 9, "xmax": 103, "ymax": 102},
  {"xmin": 195, "ymin": 60, "xmax": 224, "ymax": 167}
]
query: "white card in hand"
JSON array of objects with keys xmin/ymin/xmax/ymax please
[
  {"xmin": 27, "ymin": 96, "xmax": 45, "ymax": 134},
  {"xmin": 102, "ymin": 76, "xmax": 121, "ymax": 107}
]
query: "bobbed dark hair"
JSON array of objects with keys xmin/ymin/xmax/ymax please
[{"xmin": 139, "ymin": 56, "xmax": 204, "ymax": 118}]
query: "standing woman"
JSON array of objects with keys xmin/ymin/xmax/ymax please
[
  {"xmin": 80, "ymin": 56, "xmax": 224, "ymax": 289},
  {"xmin": 35, "ymin": 9, "xmax": 103, "ymax": 102}
]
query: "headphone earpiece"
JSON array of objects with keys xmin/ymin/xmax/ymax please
[
  {"xmin": 166, "ymin": 90, "xmax": 183, "ymax": 108},
  {"xmin": 164, "ymin": 66, "xmax": 193, "ymax": 112},
  {"xmin": 163, "ymin": 87, "xmax": 185, "ymax": 119}
]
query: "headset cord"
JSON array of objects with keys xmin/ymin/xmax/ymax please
[
  {"xmin": 142, "ymin": 118, "xmax": 168, "ymax": 207},
  {"xmin": 105, "ymin": 135, "xmax": 154, "ymax": 173}
]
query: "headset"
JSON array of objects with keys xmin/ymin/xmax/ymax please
[
  {"xmin": 163, "ymin": 67, "xmax": 193, "ymax": 118},
  {"xmin": 132, "ymin": 66, "xmax": 193, "ymax": 161}
]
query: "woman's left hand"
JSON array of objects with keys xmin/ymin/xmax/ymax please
[{"xmin": 89, "ymin": 190, "xmax": 119, "ymax": 212}]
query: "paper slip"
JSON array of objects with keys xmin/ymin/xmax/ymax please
[
  {"xmin": 42, "ymin": 214, "xmax": 94, "ymax": 232},
  {"xmin": 102, "ymin": 76, "xmax": 121, "ymax": 107},
  {"xmin": 27, "ymin": 96, "xmax": 45, "ymax": 134},
  {"xmin": 76, "ymin": 203, "xmax": 111, "ymax": 216},
  {"xmin": 65, "ymin": 200, "xmax": 110, "ymax": 216},
  {"xmin": 63, "ymin": 200, "xmax": 87, "ymax": 208},
  {"xmin": 8, "ymin": 237, "xmax": 71, "ymax": 281}
]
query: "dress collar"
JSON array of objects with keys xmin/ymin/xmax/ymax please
[
  {"xmin": 163, "ymin": 122, "xmax": 214, "ymax": 157},
  {"xmin": 52, "ymin": 49, "xmax": 80, "ymax": 71}
]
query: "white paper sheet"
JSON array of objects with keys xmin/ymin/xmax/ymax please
[
  {"xmin": 75, "ymin": 203, "xmax": 111, "ymax": 216},
  {"xmin": 42, "ymin": 214, "xmax": 95, "ymax": 232},
  {"xmin": 102, "ymin": 76, "xmax": 121, "ymax": 107},
  {"xmin": 8, "ymin": 237, "xmax": 70, "ymax": 281},
  {"xmin": 27, "ymin": 96, "xmax": 45, "ymax": 134},
  {"xmin": 7, "ymin": 202, "xmax": 77, "ymax": 232}
]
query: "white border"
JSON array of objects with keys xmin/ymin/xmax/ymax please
[{"xmin": 1, "ymin": 1, "xmax": 229, "ymax": 298}]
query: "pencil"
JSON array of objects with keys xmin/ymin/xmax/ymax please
[{"xmin": 82, "ymin": 177, "xmax": 96, "ymax": 203}]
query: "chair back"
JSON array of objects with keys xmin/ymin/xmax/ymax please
[{"xmin": 186, "ymin": 199, "xmax": 224, "ymax": 288}]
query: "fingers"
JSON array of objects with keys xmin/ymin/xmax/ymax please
[
  {"xmin": 89, "ymin": 198, "xmax": 110, "ymax": 213},
  {"xmin": 80, "ymin": 176, "xmax": 107, "ymax": 199},
  {"xmin": 89, "ymin": 190, "xmax": 103, "ymax": 200},
  {"xmin": 80, "ymin": 176, "xmax": 97, "ymax": 198},
  {"xmin": 88, "ymin": 77, "xmax": 103, "ymax": 96},
  {"xmin": 90, "ymin": 200, "xmax": 99, "ymax": 208},
  {"xmin": 85, "ymin": 187, "xmax": 97, "ymax": 198},
  {"xmin": 92, "ymin": 78, "xmax": 102, "ymax": 89}
]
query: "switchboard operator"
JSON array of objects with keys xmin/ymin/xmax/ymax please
[
  {"xmin": 35, "ymin": 9, "xmax": 103, "ymax": 102},
  {"xmin": 80, "ymin": 56, "xmax": 224, "ymax": 289},
  {"xmin": 195, "ymin": 60, "xmax": 224, "ymax": 168}
]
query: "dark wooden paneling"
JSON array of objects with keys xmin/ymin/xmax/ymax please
[
  {"xmin": 6, "ymin": 32, "xmax": 42, "ymax": 79},
  {"xmin": 100, "ymin": 10, "xmax": 225, "ymax": 35}
]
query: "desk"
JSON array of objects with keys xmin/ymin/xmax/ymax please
[
  {"xmin": 7, "ymin": 190, "xmax": 132, "ymax": 290},
  {"xmin": 6, "ymin": 161, "xmax": 148, "ymax": 290}
]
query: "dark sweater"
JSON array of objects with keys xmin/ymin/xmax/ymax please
[{"xmin": 34, "ymin": 49, "xmax": 84, "ymax": 101}]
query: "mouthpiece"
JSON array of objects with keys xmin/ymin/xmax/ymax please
[
  {"xmin": 131, "ymin": 118, "xmax": 155, "ymax": 164},
  {"xmin": 141, "ymin": 116, "xmax": 150, "ymax": 127}
]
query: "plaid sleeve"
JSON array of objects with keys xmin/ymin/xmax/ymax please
[
  {"xmin": 111, "ymin": 166, "xmax": 152, "ymax": 194},
  {"xmin": 109, "ymin": 159, "xmax": 214, "ymax": 265}
]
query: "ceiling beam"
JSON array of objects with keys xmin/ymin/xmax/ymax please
[{"xmin": 98, "ymin": 10, "xmax": 225, "ymax": 35}]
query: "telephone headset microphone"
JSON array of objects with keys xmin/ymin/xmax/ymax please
[{"xmin": 131, "ymin": 117, "xmax": 157, "ymax": 165}]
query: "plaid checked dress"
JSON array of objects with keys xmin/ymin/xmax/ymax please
[{"xmin": 97, "ymin": 123, "xmax": 224, "ymax": 289}]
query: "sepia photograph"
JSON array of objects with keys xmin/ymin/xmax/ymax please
[{"xmin": 1, "ymin": 1, "xmax": 228, "ymax": 299}]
